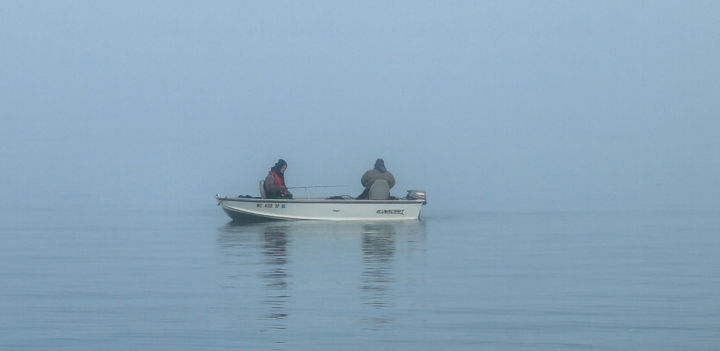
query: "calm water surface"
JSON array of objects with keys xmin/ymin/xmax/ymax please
[{"xmin": 1, "ymin": 207, "xmax": 719, "ymax": 350}]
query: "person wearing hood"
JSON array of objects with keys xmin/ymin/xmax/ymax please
[
  {"xmin": 264, "ymin": 159, "xmax": 293, "ymax": 199},
  {"xmin": 357, "ymin": 158, "xmax": 395, "ymax": 199}
]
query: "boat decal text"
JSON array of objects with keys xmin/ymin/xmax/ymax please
[{"xmin": 377, "ymin": 209, "xmax": 405, "ymax": 215}]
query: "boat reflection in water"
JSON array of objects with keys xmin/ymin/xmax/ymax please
[
  {"xmin": 217, "ymin": 222, "xmax": 294, "ymax": 335},
  {"xmin": 259, "ymin": 224, "xmax": 291, "ymax": 321},
  {"xmin": 216, "ymin": 219, "xmax": 426, "ymax": 334},
  {"xmin": 360, "ymin": 222, "xmax": 398, "ymax": 329}
]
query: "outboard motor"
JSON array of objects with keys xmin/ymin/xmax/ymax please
[{"xmin": 406, "ymin": 190, "xmax": 427, "ymax": 204}]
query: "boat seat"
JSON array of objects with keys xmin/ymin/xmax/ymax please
[
  {"xmin": 368, "ymin": 179, "xmax": 390, "ymax": 200},
  {"xmin": 259, "ymin": 180, "xmax": 267, "ymax": 199}
]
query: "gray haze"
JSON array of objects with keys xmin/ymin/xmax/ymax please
[{"xmin": 2, "ymin": 1, "xmax": 719, "ymax": 213}]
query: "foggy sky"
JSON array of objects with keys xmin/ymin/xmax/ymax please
[{"xmin": 1, "ymin": 1, "xmax": 719, "ymax": 213}]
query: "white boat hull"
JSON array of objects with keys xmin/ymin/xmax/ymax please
[{"xmin": 216, "ymin": 195, "xmax": 425, "ymax": 221}]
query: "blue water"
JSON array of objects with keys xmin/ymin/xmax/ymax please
[{"xmin": 1, "ymin": 207, "xmax": 719, "ymax": 350}]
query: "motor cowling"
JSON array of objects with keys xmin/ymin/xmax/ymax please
[{"xmin": 406, "ymin": 190, "xmax": 427, "ymax": 204}]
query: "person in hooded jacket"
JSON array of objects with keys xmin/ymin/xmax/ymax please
[
  {"xmin": 264, "ymin": 159, "xmax": 293, "ymax": 199},
  {"xmin": 357, "ymin": 158, "xmax": 395, "ymax": 199}
]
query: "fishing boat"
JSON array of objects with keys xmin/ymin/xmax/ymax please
[{"xmin": 216, "ymin": 180, "xmax": 426, "ymax": 222}]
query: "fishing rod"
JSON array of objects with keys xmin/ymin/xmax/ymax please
[{"xmin": 286, "ymin": 185, "xmax": 348, "ymax": 190}]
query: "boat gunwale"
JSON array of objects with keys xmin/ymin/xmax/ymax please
[{"xmin": 216, "ymin": 195, "xmax": 425, "ymax": 205}]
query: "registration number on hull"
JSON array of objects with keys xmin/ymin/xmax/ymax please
[{"xmin": 257, "ymin": 203, "xmax": 286, "ymax": 209}]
